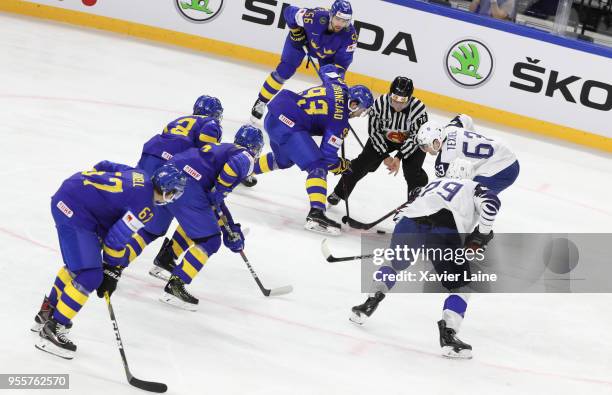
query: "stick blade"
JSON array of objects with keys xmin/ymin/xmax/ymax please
[
  {"xmin": 129, "ymin": 377, "xmax": 168, "ymax": 393},
  {"xmin": 268, "ymin": 285, "xmax": 294, "ymax": 296}
]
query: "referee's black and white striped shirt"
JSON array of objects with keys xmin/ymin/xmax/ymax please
[{"xmin": 368, "ymin": 94, "xmax": 428, "ymax": 159}]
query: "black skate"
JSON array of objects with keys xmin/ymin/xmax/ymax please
[
  {"xmin": 241, "ymin": 175, "xmax": 258, "ymax": 187},
  {"xmin": 31, "ymin": 295, "xmax": 72, "ymax": 334},
  {"xmin": 438, "ymin": 319, "xmax": 472, "ymax": 359},
  {"xmin": 250, "ymin": 98, "xmax": 266, "ymax": 122},
  {"xmin": 327, "ymin": 192, "xmax": 341, "ymax": 206},
  {"xmin": 305, "ymin": 208, "xmax": 341, "ymax": 236},
  {"xmin": 35, "ymin": 318, "xmax": 76, "ymax": 360},
  {"xmin": 149, "ymin": 238, "xmax": 176, "ymax": 281},
  {"xmin": 160, "ymin": 275, "xmax": 199, "ymax": 311},
  {"xmin": 350, "ymin": 292, "xmax": 386, "ymax": 325}
]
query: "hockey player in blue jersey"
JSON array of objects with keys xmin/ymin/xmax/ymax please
[
  {"xmin": 157, "ymin": 126, "xmax": 265, "ymax": 310},
  {"xmin": 251, "ymin": 0, "xmax": 358, "ymax": 121},
  {"xmin": 134, "ymin": 95, "xmax": 224, "ymax": 281},
  {"xmin": 349, "ymin": 159, "xmax": 501, "ymax": 359},
  {"xmin": 32, "ymin": 161, "xmax": 187, "ymax": 359},
  {"xmin": 252, "ymin": 66, "xmax": 374, "ymax": 235}
]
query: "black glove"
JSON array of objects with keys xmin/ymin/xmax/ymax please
[
  {"xmin": 289, "ymin": 27, "xmax": 306, "ymax": 47},
  {"xmin": 97, "ymin": 265, "xmax": 123, "ymax": 298},
  {"xmin": 465, "ymin": 226, "xmax": 494, "ymax": 251}
]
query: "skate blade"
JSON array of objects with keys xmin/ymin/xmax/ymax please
[
  {"xmin": 35, "ymin": 338, "xmax": 74, "ymax": 360},
  {"xmin": 441, "ymin": 346, "xmax": 472, "ymax": 359},
  {"xmin": 349, "ymin": 312, "xmax": 366, "ymax": 326},
  {"xmin": 149, "ymin": 267, "xmax": 171, "ymax": 281},
  {"xmin": 159, "ymin": 293, "xmax": 198, "ymax": 312},
  {"xmin": 304, "ymin": 221, "xmax": 341, "ymax": 236}
]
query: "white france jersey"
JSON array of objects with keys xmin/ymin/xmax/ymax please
[
  {"xmin": 397, "ymin": 178, "xmax": 500, "ymax": 234},
  {"xmin": 435, "ymin": 126, "xmax": 516, "ymax": 178}
]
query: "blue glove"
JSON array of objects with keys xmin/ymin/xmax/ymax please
[
  {"xmin": 102, "ymin": 211, "xmax": 142, "ymax": 267},
  {"xmin": 207, "ymin": 187, "xmax": 229, "ymax": 208},
  {"xmin": 222, "ymin": 222, "xmax": 244, "ymax": 253}
]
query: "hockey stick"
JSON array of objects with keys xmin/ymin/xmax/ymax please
[
  {"xmin": 342, "ymin": 201, "xmax": 409, "ymax": 230},
  {"xmin": 320, "ymin": 239, "xmax": 374, "ymax": 262},
  {"xmin": 215, "ymin": 208, "xmax": 293, "ymax": 297},
  {"xmin": 104, "ymin": 292, "xmax": 168, "ymax": 393},
  {"xmin": 340, "ymin": 141, "xmax": 351, "ymax": 218}
]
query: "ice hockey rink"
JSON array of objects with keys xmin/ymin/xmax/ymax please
[{"xmin": 1, "ymin": 12, "xmax": 611, "ymax": 395}]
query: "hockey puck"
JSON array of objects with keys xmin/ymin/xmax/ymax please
[{"xmin": 376, "ymin": 230, "xmax": 386, "ymax": 234}]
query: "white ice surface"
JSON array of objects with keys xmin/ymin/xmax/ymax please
[{"xmin": 0, "ymin": 13, "xmax": 611, "ymax": 395}]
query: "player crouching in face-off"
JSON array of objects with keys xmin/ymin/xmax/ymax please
[
  {"xmin": 134, "ymin": 94, "xmax": 224, "ymax": 282},
  {"xmin": 249, "ymin": 65, "xmax": 374, "ymax": 235},
  {"xmin": 417, "ymin": 114, "xmax": 519, "ymax": 194},
  {"xmin": 32, "ymin": 161, "xmax": 187, "ymax": 359},
  {"xmin": 350, "ymin": 158, "xmax": 501, "ymax": 359},
  {"xmin": 156, "ymin": 126, "xmax": 265, "ymax": 311}
]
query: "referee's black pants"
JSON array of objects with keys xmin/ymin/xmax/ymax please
[{"xmin": 332, "ymin": 139, "xmax": 428, "ymax": 200}]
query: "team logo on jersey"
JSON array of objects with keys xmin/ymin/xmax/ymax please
[
  {"xmin": 279, "ymin": 114, "xmax": 295, "ymax": 128},
  {"xmin": 445, "ymin": 39, "xmax": 494, "ymax": 88},
  {"xmin": 56, "ymin": 201, "xmax": 73, "ymax": 218},
  {"xmin": 175, "ymin": 0, "xmax": 224, "ymax": 23},
  {"xmin": 121, "ymin": 211, "xmax": 145, "ymax": 232},
  {"xmin": 328, "ymin": 135, "xmax": 343, "ymax": 149},
  {"xmin": 385, "ymin": 130, "xmax": 408, "ymax": 144},
  {"xmin": 183, "ymin": 165, "xmax": 202, "ymax": 180}
]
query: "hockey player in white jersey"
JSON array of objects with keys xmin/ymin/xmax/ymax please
[
  {"xmin": 350, "ymin": 158, "xmax": 501, "ymax": 359},
  {"xmin": 417, "ymin": 114, "xmax": 519, "ymax": 193}
]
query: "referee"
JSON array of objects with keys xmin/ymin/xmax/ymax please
[{"xmin": 328, "ymin": 76, "xmax": 429, "ymax": 205}]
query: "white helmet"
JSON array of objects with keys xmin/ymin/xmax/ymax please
[
  {"xmin": 416, "ymin": 121, "xmax": 446, "ymax": 151},
  {"xmin": 445, "ymin": 158, "xmax": 474, "ymax": 179}
]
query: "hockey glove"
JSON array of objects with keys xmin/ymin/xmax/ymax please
[
  {"xmin": 207, "ymin": 187, "xmax": 229, "ymax": 208},
  {"xmin": 465, "ymin": 226, "xmax": 494, "ymax": 251},
  {"xmin": 407, "ymin": 186, "xmax": 422, "ymax": 204},
  {"xmin": 96, "ymin": 265, "xmax": 123, "ymax": 298},
  {"xmin": 222, "ymin": 222, "xmax": 244, "ymax": 253},
  {"xmin": 329, "ymin": 158, "xmax": 352, "ymax": 175},
  {"xmin": 289, "ymin": 27, "xmax": 306, "ymax": 47}
]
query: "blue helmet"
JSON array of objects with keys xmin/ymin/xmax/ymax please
[
  {"xmin": 319, "ymin": 64, "xmax": 346, "ymax": 85},
  {"xmin": 330, "ymin": 0, "xmax": 352, "ymax": 21},
  {"xmin": 348, "ymin": 85, "xmax": 374, "ymax": 112},
  {"xmin": 193, "ymin": 95, "xmax": 223, "ymax": 121},
  {"xmin": 151, "ymin": 163, "xmax": 188, "ymax": 205},
  {"xmin": 234, "ymin": 125, "xmax": 264, "ymax": 158}
]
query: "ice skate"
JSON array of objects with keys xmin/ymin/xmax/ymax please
[
  {"xmin": 438, "ymin": 319, "xmax": 472, "ymax": 359},
  {"xmin": 149, "ymin": 238, "xmax": 176, "ymax": 281},
  {"xmin": 350, "ymin": 292, "xmax": 386, "ymax": 325},
  {"xmin": 160, "ymin": 275, "xmax": 199, "ymax": 311},
  {"xmin": 35, "ymin": 318, "xmax": 76, "ymax": 360}
]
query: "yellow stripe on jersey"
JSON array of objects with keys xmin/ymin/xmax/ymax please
[
  {"xmin": 266, "ymin": 75, "xmax": 283, "ymax": 91},
  {"xmin": 308, "ymin": 193, "xmax": 327, "ymax": 204},
  {"xmin": 217, "ymin": 177, "xmax": 232, "ymax": 187},
  {"xmin": 306, "ymin": 178, "xmax": 327, "ymax": 189},
  {"xmin": 199, "ymin": 134, "xmax": 218, "ymax": 143},
  {"xmin": 259, "ymin": 156, "xmax": 270, "ymax": 173},
  {"xmin": 103, "ymin": 245, "xmax": 126, "ymax": 258},
  {"xmin": 132, "ymin": 233, "xmax": 146, "ymax": 250},
  {"xmin": 127, "ymin": 244, "xmax": 137, "ymax": 263},
  {"xmin": 223, "ymin": 163, "xmax": 237, "ymax": 177}
]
